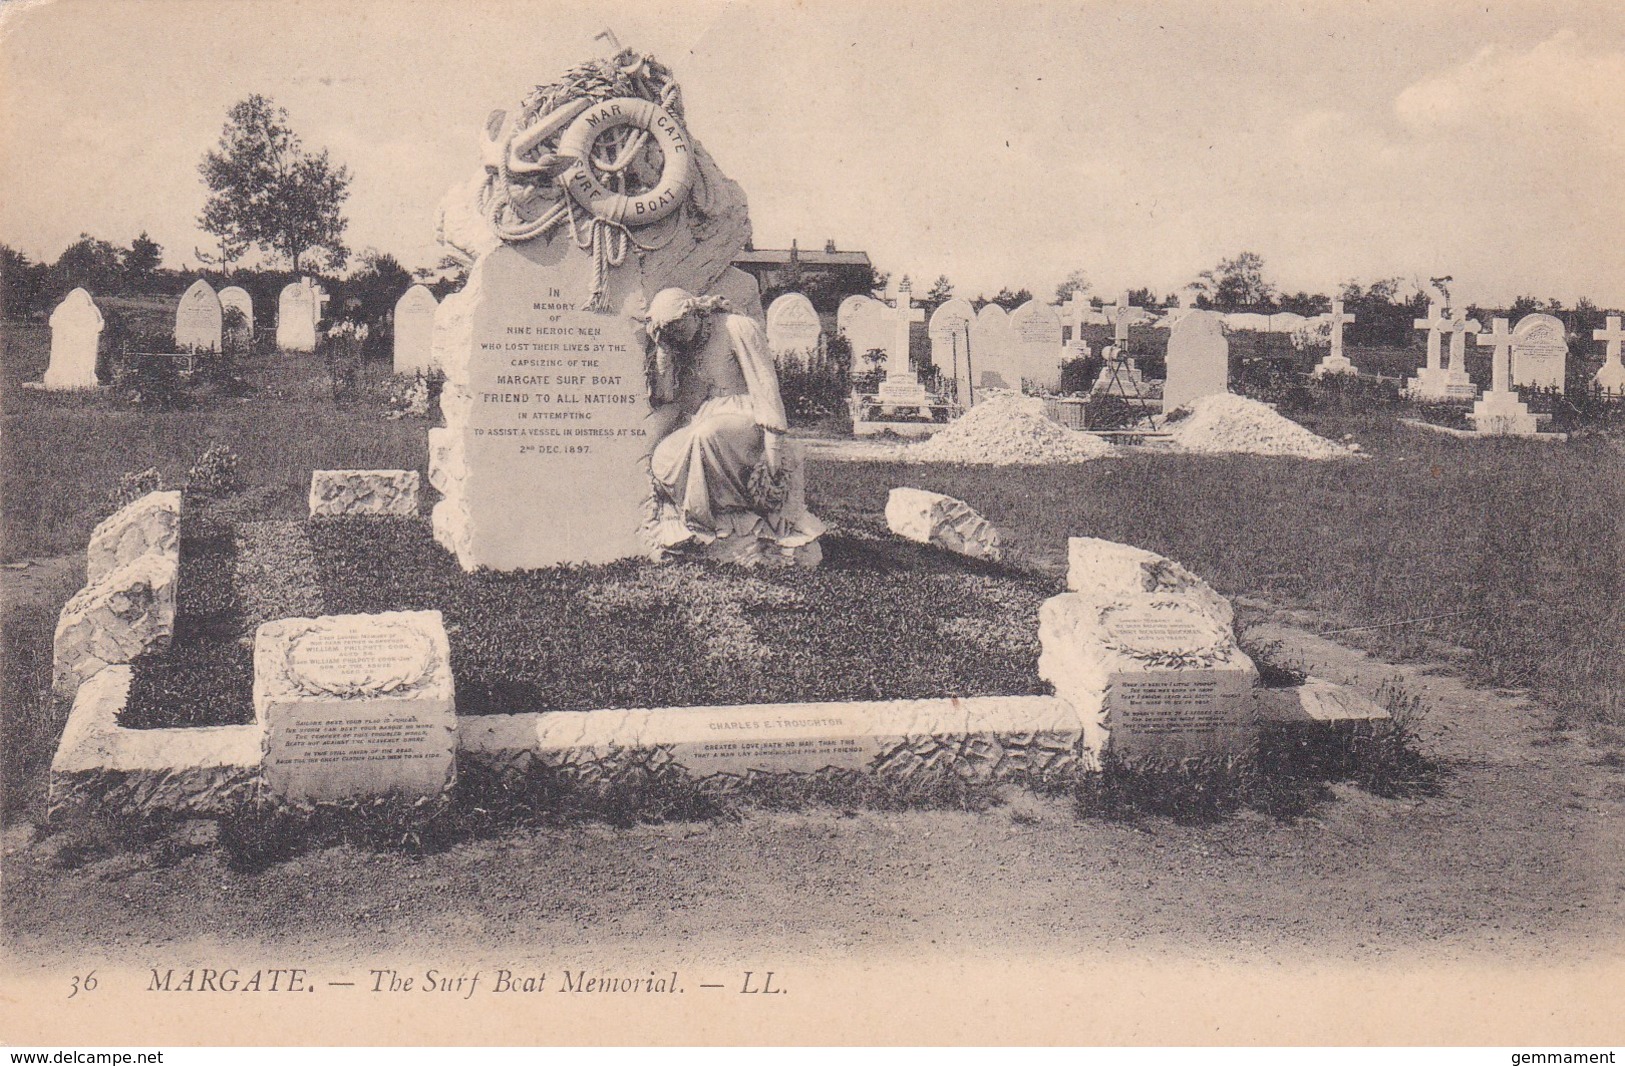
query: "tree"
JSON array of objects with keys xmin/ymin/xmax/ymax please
[
  {"xmin": 1, "ymin": 244, "xmax": 49, "ymax": 320},
  {"xmin": 122, "ymin": 232, "xmax": 163, "ymax": 291},
  {"xmin": 1054, "ymin": 269, "xmax": 1091, "ymax": 304},
  {"xmin": 988, "ymin": 287, "xmax": 1032, "ymax": 311},
  {"xmin": 198, "ymin": 95, "xmax": 351, "ymax": 273},
  {"xmin": 343, "ymin": 248, "xmax": 414, "ymax": 328},
  {"xmin": 868, "ymin": 268, "xmax": 890, "ymax": 298},
  {"xmin": 49, "ymin": 233, "xmax": 124, "ymax": 297},
  {"xmin": 924, "ymin": 275, "xmax": 954, "ymax": 309},
  {"xmin": 1195, "ymin": 251, "xmax": 1275, "ymax": 311}
]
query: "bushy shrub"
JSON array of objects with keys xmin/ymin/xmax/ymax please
[
  {"xmin": 1058, "ymin": 354, "xmax": 1103, "ymax": 395},
  {"xmin": 776, "ymin": 348, "xmax": 851, "ymax": 425},
  {"xmin": 106, "ymin": 467, "xmax": 163, "ymax": 512},
  {"xmin": 185, "ymin": 444, "xmax": 244, "ymax": 500}
]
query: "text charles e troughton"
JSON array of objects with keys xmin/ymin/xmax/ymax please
[{"xmin": 143, "ymin": 966, "xmax": 785, "ymax": 997}]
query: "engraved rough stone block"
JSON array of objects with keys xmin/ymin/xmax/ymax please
[
  {"xmin": 86, "ymin": 490, "xmax": 181, "ymax": 584},
  {"xmin": 1040, "ymin": 590, "xmax": 1257, "ymax": 763},
  {"xmin": 253, "ymin": 610, "xmax": 456, "ymax": 804},
  {"xmin": 1067, "ymin": 536, "xmax": 1233, "ymax": 629},
  {"xmin": 53, "ymin": 553, "xmax": 177, "ymax": 697},
  {"xmin": 308, "ymin": 469, "xmax": 421, "ymax": 517},
  {"xmin": 886, "ymin": 487, "xmax": 1003, "ymax": 561}
]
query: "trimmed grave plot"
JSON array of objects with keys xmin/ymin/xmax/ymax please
[{"xmin": 118, "ymin": 512, "xmax": 1056, "ymax": 730}]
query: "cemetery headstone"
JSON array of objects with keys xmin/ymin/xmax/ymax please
[
  {"xmin": 42, "ymin": 288, "xmax": 103, "ymax": 390},
  {"xmin": 765, "ymin": 292, "xmax": 822, "ymax": 358},
  {"xmin": 838, "ymin": 294, "xmax": 891, "ymax": 371},
  {"xmin": 1007, "ymin": 299, "xmax": 1064, "ymax": 392},
  {"xmin": 1509, "ymin": 313, "xmax": 1568, "ymax": 393},
  {"xmin": 392, "ymin": 284, "xmax": 440, "ymax": 375},
  {"xmin": 1471, "ymin": 317, "xmax": 1538, "ymax": 436},
  {"xmin": 276, "ymin": 277, "xmax": 328, "ymax": 352},
  {"xmin": 430, "ymin": 42, "xmax": 802, "ymax": 570},
  {"xmin": 927, "ymin": 297, "xmax": 976, "ymax": 383},
  {"xmin": 174, "ymin": 278, "xmax": 223, "ymax": 353},
  {"xmin": 254, "ymin": 610, "xmax": 457, "ymax": 804},
  {"xmin": 1162, "ymin": 309, "xmax": 1229, "ymax": 411},
  {"xmin": 1310, "ymin": 300, "xmax": 1358, "ymax": 377},
  {"xmin": 218, "ymin": 286, "xmax": 254, "ymax": 335},
  {"xmin": 1405, "ymin": 301, "xmax": 1451, "ymax": 399},
  {"xmin": 1060, "ymin": 292, "xmax": 1092, "ymax": 351},
  {"xmin": 971, "ymin": 303, "xmax": 1018, "ymax": 392},
  {"xmin": 1443, "ymin": 311, "xmax": 1480, "ymax": 395},
  {"xmin": 1593, "ymin": 316, "xmax": 1625, "ymax": 395}
]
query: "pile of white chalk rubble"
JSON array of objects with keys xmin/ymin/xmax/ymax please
[
  {"xmin": 1159, "ymin": 393, "xmax": 1363, "ymax": 459},
  {"xmin": 898, "ymin": 392, "xmax": 1115, "ymax": 465},
  {"xmin": 887, "ymin": 390, "xmax": 1360, "ymax": 464}
]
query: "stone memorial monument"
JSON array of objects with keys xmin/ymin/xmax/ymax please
[
  {"xmin": 174, "ymin": 278, "xmax": 223, "ymax": 353},
  {"xmin": 254, "ymin": 611, "xmax": 457, "ymax": 804},
  {"xmin": 765, "ymin": 292, "xmax": 822, "ymax": 358},
  {"xmin": 42, "ymin": 288, "xmax": 103, "ymax": 390},
  {"xmin": 1593, "ymin": 315, "xmax": 1625, "ymax": 395},
  {"xmin": 1040, "ymin": 537, "xmax": 1258, "ymax": 763},
  {"xmin": 1509, "ymin": 312, "xmax": 1568, "ymax": 392},
  {"xmin": 429, "ymin": 40, "xmax": 821, "ymax": 570},
  {"xmin": 971, "ymin": 303, "xmax": 1017, "ymax": 391},
  {"xmin": 1162, "ymin": 309, "xmax": 1229, "ymax": 411},
  {"xmin": 1471, "ymin": 317, "xmax": 1538, "ymax": 436},
  {"xmin": 276, "ymin": 277, "xmax": 328, "ymax": 352},
  {"xmin": 1008, "ymin": 299, "xmax": 1064, "ymax": 392},
  {"xmin": 392, "ymin": 284, "xmax": 439, "ymax": 374}
]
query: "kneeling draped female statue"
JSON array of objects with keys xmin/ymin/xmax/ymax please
[{"xmin": 643, "ymin": 288, "xmax": 824, "ymax": 563}]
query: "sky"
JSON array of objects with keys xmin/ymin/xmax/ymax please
[{"xmin": 2, "ymin": 0, "xmax": 1623, "ymax": 307}]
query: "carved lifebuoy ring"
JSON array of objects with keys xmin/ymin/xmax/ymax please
[{"xmin": 555, "ymin": 97, "xmax": 694, "ymax": 227}]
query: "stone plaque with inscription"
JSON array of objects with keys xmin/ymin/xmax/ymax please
[
  {"xmin": 1039, "ymin": 588, "xmax": 1258, "ymax": 763},
  {"xmin": 431, "ymin": 242, "xmax": 659, "ymax": 570},
  {"xmin": 254, "ymin": 610, "xmax": 456, "ymax": 804}
]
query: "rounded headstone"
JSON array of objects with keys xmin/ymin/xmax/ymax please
[
  {"xmin": 766, "ymin": 292, "xmax": 822, "ymax": 357},
  {"xmin": 175, "ymin": 279, "xmax": 223, "ymax": 353}
]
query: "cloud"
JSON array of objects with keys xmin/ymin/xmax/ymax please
[{"xmin": 1395, "ymin": 29, "xmax": 1625, "ymax": 145}]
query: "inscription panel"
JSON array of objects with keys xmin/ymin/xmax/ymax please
[
  {"xmin": 458, "ymin": 246, "xmax": 655, "ymax": 567},
  {"xmin": 1106, "ymin": 669, "xmax": 1255, "ymax": 758}
]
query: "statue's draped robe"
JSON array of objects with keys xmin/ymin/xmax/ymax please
[{"xmin": 649, "ymin": 314, "xmax": 822, "ymax": 547}]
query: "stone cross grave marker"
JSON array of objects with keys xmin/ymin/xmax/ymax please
[
  {"xmin": 1312, "ymin": 300, "xmax": 1358, "ymax": 377},
  {"xmin": 1472, "ymin": 317, "xmax": 1538, "ymax": 436},
  {"xmin": 174, "ymin": 278, "xmax": 223, "ymax": 353},
  {"xmin": 1510, "ymin": 313, "xmax": 1568, "ymax": 393},
  {"xmin": 1593, "ymin": 316, "xmax": 1625, "ymax": 395},
  {"xmin": 766, "ymin": 292, "xmax": 822, "ymax": 358},
  {"xmin": 1406, "ymin": 301, "xmax": 1449, "ymax": 398},
  {"xmin": 43, "ymin": 288, "xmax": 103, "ymax": 390},
  {"xmin": 1162, "ymin": 308, "xmax": 1229, "ymax": 411},
  {"xmin": 1008, "ymin": 299, "xmax": 1064, "ymax": 392},
  {"xmin": 1443, "ymin": 311, "xmax": 1480, "ymax": 392},
  {"xmin": 1060, "ymin": 292, "xmax": 1092, "ymax": 353},
  {"xmin": 875, "ymin": 281, "xmax": 929, "ymax": 406},
  {"xmin": 971, "ymin": 303, "xmax": 1018, "ymax": 392},
  {"xmin": 218, "ymin": 285, "xmax": 254, "ymax": 338},
  {"xmin": 393, "ymin": 285, "xmax": 440, "ymax": 374}
]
